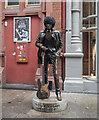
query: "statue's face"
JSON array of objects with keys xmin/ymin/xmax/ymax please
[{"xmin": 45, "ymin": 24, "xmax": 52, "ymax": 30}]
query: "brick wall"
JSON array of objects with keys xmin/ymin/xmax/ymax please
[
  {"xmin": 51, "ymin": 2, "xmax": 62, "ymax": 32},
  {"xmin": 46, "ymin": 2, "xmax": 62, "ymax": 77}
]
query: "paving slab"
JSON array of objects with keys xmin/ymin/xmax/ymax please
[{"xmin": 1, "ymin": 89, "xmax": 97, "ymax": 119}]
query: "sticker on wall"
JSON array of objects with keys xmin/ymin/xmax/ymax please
[
  {"xmin": 13, "ymin": 52, "xmax": 16, "ymax": 56},
  {"xmin": 23, "ymin": 59, "xmax": 26, "ymax": 61},
  {"xmin": 17, "ymin": 46, "xmax": 20, "ymax": 49},
  {"xmin": 23, "ymin": 54, "xmax": 26, "ymax": 58},
  {"xmin": 19, "ymin": 52, "xmax": 22, "ymax": 54},
  {"xmin": 23, "ymin": 45, "xmax": 26, "ymax": 48},
  {"xmin": 19, "ymin": 58, "xmax": 26, "ymax": 61},
  {"xmin": 19, "ymin": 59, "xmax": 22, "ymax": 61},
  {"xmin": 14, "ymin": 17, "xmax": 31, "ymax": 42},
  {"xmin": 20, "ymin": 46, "xmax": 23, "ymax": 50},
  {"xmin": 18, "ymin": 55, "xmax": 21, "ymax": 57}
]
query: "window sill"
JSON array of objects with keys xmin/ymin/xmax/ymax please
[
  {"xmin": 83, "ymin": 76, "xmax": 97, "ymax": 81},
  {"xmin": 5, "ymin": 5, "xmax": 19, "ymax": 9},
  {"xmin": 25, "ymin": 4, "xmax": 41, "ymax": 9}
]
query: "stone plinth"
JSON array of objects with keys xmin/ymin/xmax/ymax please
[{"xmin": 32, "ymin": 92, "xmax": 67, "ymax": 112}]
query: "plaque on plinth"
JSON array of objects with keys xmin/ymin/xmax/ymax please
[{"xmin": 32, "ymin": 92, "xmax": 67, "ymax": 112}]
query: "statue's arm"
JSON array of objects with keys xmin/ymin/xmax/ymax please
[
  {"xmin": 35, "ymin": 32, "xmax": 43, "ymax": 48},
  {"xmin": 56, "ymin": 32, "xmax": 63, "ymax": 55},
  {"xmin": 35, "ymin": 31, "xmax": 46, "ymax": 50}
]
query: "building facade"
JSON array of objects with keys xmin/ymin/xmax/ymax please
[
  {"xmin": 0, "ymin": 0, "xmax": 98, "ymax": 93},
  {"xmin": 0, "ymin": 0, "xmax": 64, "ymax": 89},
  {"xmin": 64, "ymin": 1, "xmax": 98, "ymax": 93}
]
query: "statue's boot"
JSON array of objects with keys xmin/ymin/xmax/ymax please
[{"xmin": 56, "ymin": 90, "xmax": 62, "ymax": 101}]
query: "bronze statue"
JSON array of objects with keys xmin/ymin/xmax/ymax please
[{"xmin": 35, "ymin": 16, "xmax": 63, "ymax": 101}]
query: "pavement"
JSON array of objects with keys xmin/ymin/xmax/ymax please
[{"xmin": 1, "ymin": 89, "xmax": 98, "ymax": 119}]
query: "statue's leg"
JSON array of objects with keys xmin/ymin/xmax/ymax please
[
  {"xmin": 51, "ymin": 57, "xmax": 62, "ymax": 101},
  {"xmin": 44, "ymin": 55, "xmax": 49, "ymax": 84}
]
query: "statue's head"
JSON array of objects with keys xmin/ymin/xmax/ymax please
[{"xmin": 44, "ymin": 16, "xmax": 56, "ymax": 30}]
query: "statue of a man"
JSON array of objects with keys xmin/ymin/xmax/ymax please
[{"xmin": 35, "ymin": 16, "xmax": 63, "ymax": 101}]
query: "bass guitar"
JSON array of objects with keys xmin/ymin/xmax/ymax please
[{"xmin": 37, "ymin": 51, "xmax": 50, "ymax": 99}]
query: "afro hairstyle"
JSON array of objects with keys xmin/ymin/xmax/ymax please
[{"xmin": 44, "ymin": 16, "xmax": 56, "ymax": 28}]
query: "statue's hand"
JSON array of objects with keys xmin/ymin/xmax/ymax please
[
  {"xmin": 60, "ymin": 52, "xmax": 64, "ymax": 57},
  {"xmin": 55, "ymin": 52, "xmax": 59, "ymax": 57},
  {"xmin": 16, "ymin": 29, "xmax": 18, "ymax": 33},
  {"xmin": 41, "ymin": 46, "xmax": 46, "ymax": 51}
]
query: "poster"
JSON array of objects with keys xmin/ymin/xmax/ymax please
[{"xmin": 14, "ymin": 17, "xmax": 31, "ymax": 42}]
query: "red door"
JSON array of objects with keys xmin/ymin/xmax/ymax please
[{"xmin": 4, "ymin": 16, "xmax": 40, "ymax": 85}]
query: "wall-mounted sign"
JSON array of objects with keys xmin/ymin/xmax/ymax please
[{"xmin": 14, "ymin": 17, "xmax": 31, "ymax": 42}]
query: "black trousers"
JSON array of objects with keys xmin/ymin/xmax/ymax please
[{"xmin": 44, "ymin": 53, "xmax": 60, "ymax": 93}]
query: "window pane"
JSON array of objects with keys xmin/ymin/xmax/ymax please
[
  {"xmin": 83, "ymin": 32, "xmax": 89, "ymax": 75},
  {"xmin": 90, "ymin": 17, "xmax": 96, "ymax": 27},
  {"xmin": 83, "ymin": 20, "xmax": 89, "ymax": 29},
  {"xmin": 28, "ymin": 0, "xmax": 40, "ymax": 5},
  {"xmin": 82, "ymin": 2, "xmax": 96, "ymax": 78},
  {"xmin": 83, "ymin": 31, "xmax": 96, "ymax": 77},
  {"xmin": 83, "ymin": 2, "xmax": 96, "ymax": 17},
  {"xmin": 83, "ymin": 2, "xmax": 89, "ymax": 17},
  {"xmin": 90, "ymin": 2, "xmax": 96, "ymax": 15},
  {"xmin": 8, "ymin": 0, "xmax": 19, "ymax": 6},
  {"xmin": 90, "ymin": 31, "xmax": 96, "ymax": 77}
]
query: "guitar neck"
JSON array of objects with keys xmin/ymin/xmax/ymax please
[{"xmin": 42, "ymin": 52, "xmax": 45, "ymax": 85}]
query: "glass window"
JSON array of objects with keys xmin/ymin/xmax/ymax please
[
  {"xmin": 5, "ymin": 0, "xmax": 19, "ymax": 8},
  {"xmin": 28, "ymin": 0, "xmax": 40, "ymax": 5},
  {"xmin": 26, "ymin": 0, "xmax": 40, "ymax": 6},
  {"xmin": 82, "ymin": 2, "xmax": 97, "ymax": 78},
  {"xmin": 8, "ymin": 0, "xmax": 19, "ymax": 6},
  {"xmin": 90, "ymin": 2, "xmax": 96, "ymax": 15},
  {"xmin": 83, "ymin": 2, "xmax": 89, "ymax": 17},
  {"xmin": 83, "ymin": 2, "xmax": 96, "ymax": 17},
  {"xmin": 83, "ymin": 31, "xmax": 96, "ymax": 77}
]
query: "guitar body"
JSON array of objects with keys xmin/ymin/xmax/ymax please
[{"xmin": 37, "ymin": 79, "xmax": 50, "ymax": 99}]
